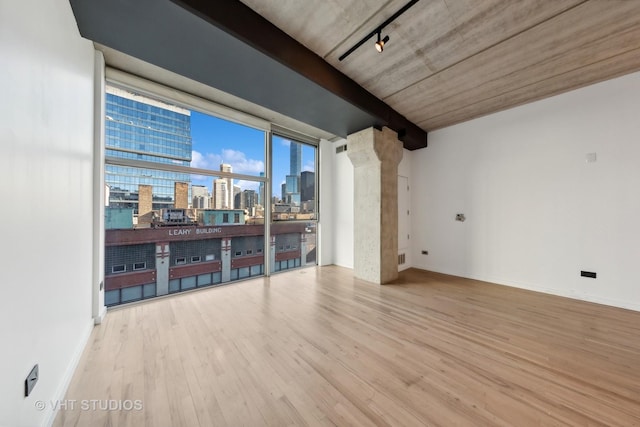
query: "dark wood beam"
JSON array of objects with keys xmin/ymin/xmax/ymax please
[{"xmin": 171, "ymin": 0, "xmax": 427, "ymax": 150}]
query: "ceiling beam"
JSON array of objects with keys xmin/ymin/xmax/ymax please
[{"xmin": 171, "ymin": 0, "xmax": 427, "ymax": 150}]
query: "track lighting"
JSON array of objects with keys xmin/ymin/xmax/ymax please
[
  {"xmin": 339, "ymin": 0, "xmax": 420, "ymax": 61},
  {"xmin": 375, "ymin": 32, "xmax": 390, "ymax": 53}
]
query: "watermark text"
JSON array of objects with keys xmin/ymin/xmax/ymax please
[{"xmin": 35, "ymin": 399, "xmax": 143, "ymax": 411}]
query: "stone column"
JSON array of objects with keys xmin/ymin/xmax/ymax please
[{"xmin": 347, "ymin": 127, "xmax": 403, "ymax": 284}]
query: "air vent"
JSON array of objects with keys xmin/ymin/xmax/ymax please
[
  {"xmin": 336, "ymin": 144, "xmax": 348, "ymax": 154},
  {"xmin": 398, "ymin": 253, "xmax": 406, "ymax": 265}
]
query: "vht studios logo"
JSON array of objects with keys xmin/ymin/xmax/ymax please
[{"xmin": 35, "ymin": 399, "xmax": 143, "ymax": 411}]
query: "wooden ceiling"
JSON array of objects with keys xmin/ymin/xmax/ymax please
[{"xmin": 238, "ymin": 0, "xmax": 640, "ymax": 131}]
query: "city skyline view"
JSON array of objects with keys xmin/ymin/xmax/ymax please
[
  {"xmin": 105, "ymin": 85, "xmax": 317, "ymax": 217},
  {"xmin": 103, "ymin": 85, "xmax": 318, "ymax": 307},
  {"xmin": 189, "ymin": 110, "xmax": 315, "ymax": 200}
]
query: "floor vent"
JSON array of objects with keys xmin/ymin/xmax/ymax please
[{"xmin": 398, "ymin": 253, "xmax": 406, "ymax": 265}]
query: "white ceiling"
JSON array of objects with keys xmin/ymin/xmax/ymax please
[{"xmin": 239, "ymin": 0, "xmax": 640, "ymax": 131}]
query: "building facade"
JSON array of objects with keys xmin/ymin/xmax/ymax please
[
  {"xmin": 105, "ymin": 85, "xmax": 192, "ymax": 213},
  {"xmin": 104, "ymin": 222, "xmax": 308, "ymax": 306},
  {"xmin": 213, "ymin": 163, "xmax": 235, "ymax": 209},
  {"xmin": 301, "ymin": 171, "xmax": 315, "ymax": 203},
  {"xmin": 289, "ymin": 142, "xmax": 301, "ymax": 176},
  {"xmin": 192, "ymin": 185, "xmax": 211, "ymax": 209}
]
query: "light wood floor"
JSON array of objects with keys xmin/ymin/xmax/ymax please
[{"xmin": 54, "ymin": 267, "xmax": 640, "ymax": 426}]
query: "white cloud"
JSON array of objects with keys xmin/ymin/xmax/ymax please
[
  {"xmin": 221, "ymin": 149, "xmax": 264, "ymax": 174},
  {"xmin": 191, "ymin": 150, "xmax": 223, "ymax": 170},
  {"xmin": 280, "ymin": 139, "xmax": 291, "ymax": 147},
  {"xmin": 234, "ymin": 180, "xmax": 261, "ymax": 192},
  {"xmin": 191, "ymin": 149, "xmax": 264, "ymax": 175},
  {"xmin": 303, "ymin": 160, "xmax": 315, "ymax": 172}
]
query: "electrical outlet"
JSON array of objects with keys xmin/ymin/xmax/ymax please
[
  {"xmin": 581, "ymin": 271, "xmax": 597, "ymax": 279},
  {"xmin": 421, "ymin": 250, "xmax": 428, "ymax": 255},
  {"xmin": 25, "ymin": 364, "xmax": 39, "ymax": 397}
]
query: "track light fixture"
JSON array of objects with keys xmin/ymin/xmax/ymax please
[
  {"xmin": 375, "ymin": 32, "xmax": 390, "ymax": 53},
  {"xmin": 339, "ymin": 0, "xmax": 420, "ymax": 61}
]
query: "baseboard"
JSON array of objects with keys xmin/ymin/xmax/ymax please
[
  {"xmin": 43, "ymin": 319, "xmax": 94, "ymax": 427},
  {"xmin": 481, "ymin": 275, "xmax": 640, "ymax": 312},
  {"xmin": 332, "ymin": 261, "xmax": 354, "ymax": 269},
  {"xmin": 93, "ymin": 305, "xmax": 107, "ymax": 325},
  {"xmin": 409, "ymin": 266, "xmax": 640, "ymax": 312}
]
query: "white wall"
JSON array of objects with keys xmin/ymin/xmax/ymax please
[
  {"xmin": 411, "ymin": 72, "xmax": 640, "ymax": 311},
  {"xmin": 318, "ymin": 139, "xmax": 334, "ymax": 266},
  {"xmin": 0, "ymin": 0, "xmax": 96, "ymax": 425},
  {"xmin": 331, "ymin": 138, "xmax": 354, "ymax": 268},
  {"xmin": 327, "ymin": 142, "xmax": 410, "ymax": 271},
  {"xmin": 398, "ymin": 149, "xmax": 412, "ymax": 271}
]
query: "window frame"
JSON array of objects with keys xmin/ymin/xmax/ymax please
[
  {"xmin": 133, "ymin": 262, "xmax": 146, "ymax": 271},
  {"xmin": 103, "ymin": 70, "xmax": 322, "ymax": 308},
  {"xmin": 112, "ymin": 264, "xmax": 127, "ymax": 274}
]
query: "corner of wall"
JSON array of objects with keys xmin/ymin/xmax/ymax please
[{"xmin": 318, "ymin": 139, "xmax": 335, "ymax": 266}]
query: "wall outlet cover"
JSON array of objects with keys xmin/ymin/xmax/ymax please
[{"xmin": 25, "ymin": 364, "xmax": 39, "ymax": 397}]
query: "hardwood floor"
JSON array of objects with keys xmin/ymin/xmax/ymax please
[{"xmin": 54, "ymin": 266, "xmax": 640, "ymax": 426}]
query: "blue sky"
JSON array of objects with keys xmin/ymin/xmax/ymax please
[{"xmin": 189, "ymin": 111, "xmax": 314, "ymax": 199}]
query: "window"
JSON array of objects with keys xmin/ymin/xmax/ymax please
[
  {"xmin": 105, "ymin": 78, "xmax": 328, "ymax": 307},
  {"xmin": 270, "ymin": 133, "xmax": 318, "ymax": 273}
]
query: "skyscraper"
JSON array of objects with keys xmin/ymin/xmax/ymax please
[
  {"xmin": 285, "ymin": 175, "xmax": 299, "ymax": 193},
  {"xmin": 236, "ymin": 189, "xmax": 258, "ymax": 212},
  {"xmin": 105, "ymin": 85, "xmax": 192, "ymax": 213},
  {"xmin": 213, "ymin": 178, "xmax": 229, "ymax": 209},
  {"xmin": 290, "ymin": 142, "xmax": 301, "ymax": 176},
  {"xmin": 213, "ymin": 163, "xmax": 235, "ymax": 209},
  {"xmin": 301, "ymin": 171, "xmax": 315, "ymax": 202},
  {"xmin": 192, "ymin": 185, "xmax": 210, "ymax": 209},
  {"xmin": 285, "ymin": 142, "xmax": 302, "ymax": 205},
  {"xmin": 258, "ymin": 172, "xmax": 265, "ymax": 206},
  {"xmin": 220, "ymin": 163, "xmax": 234, "ymax": 209},
  {"xmin": 233, "ymin": 185, "xmax": 241, "ymax": 209}
]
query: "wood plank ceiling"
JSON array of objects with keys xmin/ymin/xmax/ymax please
[{"xmin": 238, "ymin": 0, "xmax": 640, "ymax": 131}]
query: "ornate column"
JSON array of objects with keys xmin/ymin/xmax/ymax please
[{"xmin": 347, "ymin": 127, "xmax": 403, "ymax": 284}]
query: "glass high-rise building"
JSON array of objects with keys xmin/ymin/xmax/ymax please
[
  {"xmin": 289, "ymin": 142, "xmax": 301, "ymax": 176},
  {"xmin": 105, "ymin": 85, "xmax": 192, "ymax": 213},
  {"xmin": 301, "ymin": 171, "xmax": 315, "ymax": 202}
]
